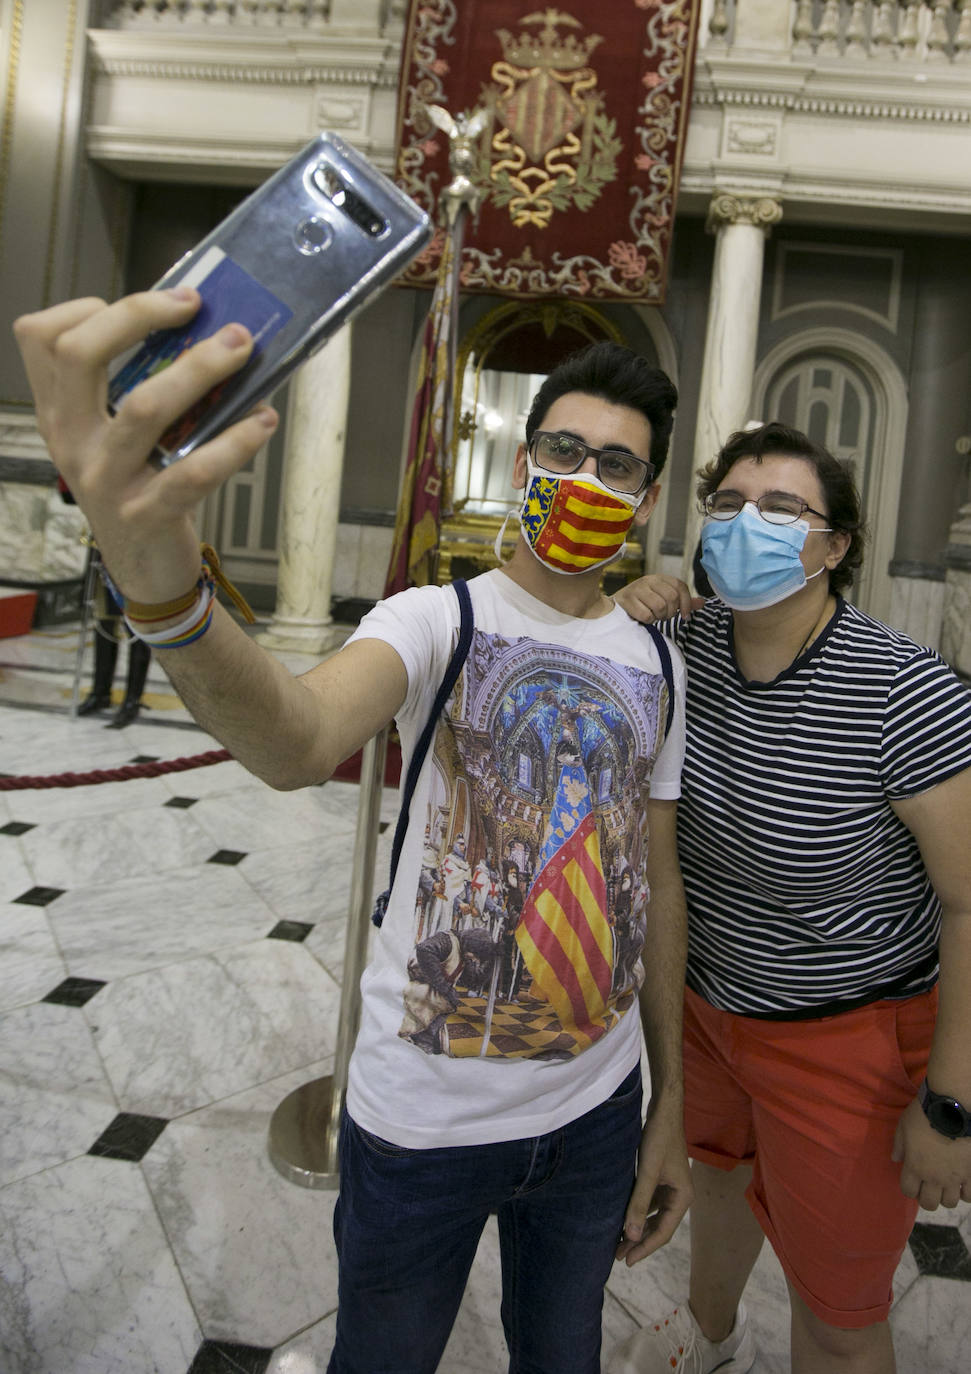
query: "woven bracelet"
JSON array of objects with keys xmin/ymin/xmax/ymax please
[
  {"xmin": 124, "ymin": 580, "xmax": 215, "ymax": 648},
  {"xmin": 124, "ymin": 580, "xmax": 202, "ymax": 623},
  {"xmin": 97, "ymin": 541, "xmax": 255, "ymax": 650}
]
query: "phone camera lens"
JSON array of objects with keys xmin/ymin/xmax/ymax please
[{"xmin": 296, "ymin": 217, "xmax": 332, "ymax": 255}]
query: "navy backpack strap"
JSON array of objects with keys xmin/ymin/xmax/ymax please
[
  {"xmin": 372, "ymin": 579, "xmax": 474, "ymax": 927},
  {"xmin": 645, "ymin": 623, "xmax": 675, "ymax": 741}
]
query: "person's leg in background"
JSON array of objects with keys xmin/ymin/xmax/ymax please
[
  {"xmin": 77, "ymin": 618, "xmax": 118, "ymax": 715},
  {"xmin": 109, "ymin": 634, "xmax": 151, "ymax": 728}
]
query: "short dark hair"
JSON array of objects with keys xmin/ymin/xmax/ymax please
[
  {"xmin": 697, "ymin": 422, "xmax": 867, "ymax": 594},
  {"xmin": 525, "ymin": 340, "xmax": 678, "ymax": 478}
]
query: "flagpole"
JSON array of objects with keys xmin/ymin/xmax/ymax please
[
  {"xmin": 70, "ymin": 543, "xmax": 98, "ymax": 718},
  {"xmin": 268, "ymin": 104, "xmax": 481, "ymax": 1187},
  {"xmin": 267, "ymin": 728, "xmax": 388, "ymax": 1188}
]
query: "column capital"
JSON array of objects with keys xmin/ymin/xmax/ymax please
[{"xmin": 706, "ymin": 192, "xmax": 783, "ymax": 236}]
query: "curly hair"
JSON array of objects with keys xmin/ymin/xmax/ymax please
[{"xmin": 697, "ymin": 422, "xmax": 867, "ymax": 594}]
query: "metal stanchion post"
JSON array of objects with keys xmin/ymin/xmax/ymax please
[
  {"xmin": 267, "ymin": 726, "xmax": 389, "ymax": 1188},
  {"xmin": 70, "ymin": 545, "xmax": 97, "ymax": 718}
]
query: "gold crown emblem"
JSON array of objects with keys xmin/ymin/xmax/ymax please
[{"xmin": 497, "ymin": 9, "xmax": 602, "ymax": 72}]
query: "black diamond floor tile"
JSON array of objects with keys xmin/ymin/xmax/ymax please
[
  {"xmin": 207, "ymin": 849, "xmax": 247, "ymax": 866},
  {"xmin": 1, "ymin": 820, "xmax": 36, "ymax": 835},
  {"xmin": 908, "ymin": 1221, "xmax": 971, "ymax": 1280},
  {"xmin": 14, "ymin": 885, "xmax": 65, "ymax": 907},
  {"xmin": 165, "ymin": 795, "xmax": 199, "ymax": 809},
  {"xmin": 129, "ymin": 754, "xmax": 159, "ymax": 763},
  {"xmin": 187, "ymin": 1339, "xmax": 273, "ymax": 1374},
  {"xmin": 378, "ymin": 820, "xmax": 390, "ymax": 833},
  {"xmin": 267, "ymin": 920, "xmax": 314, "ymax": 942},
  {"xmin": 42, "ymin": 976, "xmax": 106, "ymax": 1008},
  {"xmin": 88, "ymin": 1112, "xmax": 168, "ymax": 1163}
]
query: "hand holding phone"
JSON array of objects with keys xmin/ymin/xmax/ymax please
[{"xmin": 107, "ymin": 133, "xmax": 432, "ymax": 467}]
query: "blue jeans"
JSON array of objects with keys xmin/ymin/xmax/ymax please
[{"xmin": 326, "ymin": 1065, "xmax": 642, "ymax": 1374}]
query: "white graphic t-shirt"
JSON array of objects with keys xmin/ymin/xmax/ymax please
[{"xmin": 344, "ymin": 570, "xmax": 685, "ymax": 1148}]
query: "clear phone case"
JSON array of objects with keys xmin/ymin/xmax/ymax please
[{"xmin": 107, "ymin": 133, "xmax": 432, "ymax": 467}]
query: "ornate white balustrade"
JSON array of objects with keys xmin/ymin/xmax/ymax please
[
  {"xmin": 106, "ymin": 1, "xmax": 408, "ymax": 28},
  {"xmin": 107, "ymin": 2, "xmax": 969, "ymax": 63},
  {"xmin": 708, "ymin": 0, "xmax": 970, "ymax": 61}
]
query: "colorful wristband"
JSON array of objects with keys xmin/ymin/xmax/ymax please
[
  {"xmin": 98, "ymin": 541, "xmax": 255, "ymax": 651},
  {"xmin": 124, "ymin": 580, "xmax": 203, "ymax": 623},
  {"xmin": 124, "ymin": 582, "xmax": 215, "ymax": 648}
]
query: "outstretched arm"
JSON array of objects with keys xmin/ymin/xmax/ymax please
[
  {"xmin": 616, "ymin": 798, "xmax": 693, "ymax": 1265},
  {"xmin": 890, "ymin": 766, "xmax": 971, "ymax": 1209},
  {"xmin": 14, "ymin": 290, "xmax": 407, "ymax": 788}
]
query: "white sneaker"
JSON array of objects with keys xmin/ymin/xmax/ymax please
[{"xmin": 607, "ymin": 1302, "xmax": 756, "ymax": 1374}]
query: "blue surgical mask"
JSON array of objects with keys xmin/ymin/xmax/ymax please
[{"xmin": 700, "ymin": 503, "xmax": 830, "ymax": 611}]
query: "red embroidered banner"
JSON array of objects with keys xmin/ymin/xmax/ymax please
[{"xmin": 395, "ymin": 1, "xmax": 701, "ymax": 302}]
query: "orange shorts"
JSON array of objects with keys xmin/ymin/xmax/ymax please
[{"xmin": 682, "ymin": 983, "xmax": 937, "ymax": 1328}]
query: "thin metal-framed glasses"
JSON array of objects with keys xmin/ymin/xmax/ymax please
[
  {"xmin": 704, "ymin": 491, "xmax": 829, "ymax": 527},
  {"xmin": 530, "ymin": 431, "xmax": 655, "ymax": 496}
]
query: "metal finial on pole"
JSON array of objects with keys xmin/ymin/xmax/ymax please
[{"xmin": 425, "ymin": 103, "xmax": 490, "ymax": 227}]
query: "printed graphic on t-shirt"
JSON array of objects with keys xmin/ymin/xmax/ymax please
[{"xmin": 400, "ymin": 630, "xmax": 667, "ymax": 1061}]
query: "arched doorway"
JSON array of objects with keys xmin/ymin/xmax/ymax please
[
  {"xmin": 439, "ymin": 300, "xmax": 642, "ymax": 586},
  {"xmin": 448, "ymin": 300, "xmax": 625, "ymax": 518}
]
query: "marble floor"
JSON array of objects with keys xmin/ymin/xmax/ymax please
[{"xmin": 1, "ymin": 622, "xmax": 969, "ymax": 1374}]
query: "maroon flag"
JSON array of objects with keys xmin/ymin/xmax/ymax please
[
  {"xmin": 384, "ymin": 207, "xmax": 467, "ymax": 597},
  {"xmin": 394, "ymin": 1, "xmax": 702, "ymax": 302}
]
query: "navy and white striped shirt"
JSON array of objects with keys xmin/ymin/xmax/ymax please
[{"xmin": 665, "ymin": 597, "xmax": 971, "ymax": 1017}]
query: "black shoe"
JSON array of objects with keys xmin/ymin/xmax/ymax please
[
  {"xmin": 107, "ymin": 700, "xmax": 141, "ymax": 729},
  {"xmin": 77, "ymin": 693, "xmax": 111, "ymax": 716}
]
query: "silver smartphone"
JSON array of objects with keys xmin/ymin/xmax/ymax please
[{"xmin": 107, "ymin": 133, "xmax": 432, "ymax": 468}]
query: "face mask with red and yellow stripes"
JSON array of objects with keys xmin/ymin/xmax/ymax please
[{"xmin": 497, "ymin": 460, "xmax": 642, "ymax": 576}]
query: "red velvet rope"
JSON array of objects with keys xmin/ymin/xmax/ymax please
[{"xmin": 0, "ymin": 749, "xmax": 232, "ymax": 790}]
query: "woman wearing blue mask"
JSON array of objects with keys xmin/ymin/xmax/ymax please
[{"xmin": 610, "ymin": 422, "xmax": 971, "ymax": 1374}]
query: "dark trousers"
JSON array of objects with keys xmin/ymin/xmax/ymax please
[{"xmin": 326, "ymin": 1065, "xmax": 642, "ymax": 1374}]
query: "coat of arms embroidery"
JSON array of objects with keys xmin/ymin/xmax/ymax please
[{"xmin": 481, "ymin": 10, "xmax": 622, "ymax": 228}]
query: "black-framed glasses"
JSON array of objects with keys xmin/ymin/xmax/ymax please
[
  {"xmin": 704, "ymin": 491, "xmax": 830, "ymax": 527},
  {"xmin": 530, "ymin": 431, "xmax": 655, "ymax": 496}
]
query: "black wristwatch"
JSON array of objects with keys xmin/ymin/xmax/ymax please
[{"xmin": 918, "ymin": 1080, "xmax": 971, "ymax": 1140}]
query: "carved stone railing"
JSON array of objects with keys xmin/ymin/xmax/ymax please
[
  {"xmin": 106, "ymin": 1, "xmax": 407, "ymax": 29},
  {"xmin": 108, "ymin": 1, "xmax": 969, "ymax": 58},
  {"xmin": 708, "ymin": 0, "xmax": 971, "ymax": 61},
  {"xmin": 108, "ymin": 2, "xmax": 330, "ymax": 24}
]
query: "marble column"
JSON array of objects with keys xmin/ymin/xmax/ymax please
[
  {"xmin": 0, "ymin": 0, "xmax": 126, "ymax": 601},
  {"xmin": 258, "ymin": 326, "xmax": 351, "ymax": 656},
  {"xmin": 681, "ymin": 191, "xmax": 783, "ymax": 586}
]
